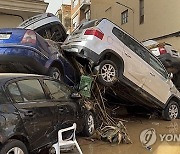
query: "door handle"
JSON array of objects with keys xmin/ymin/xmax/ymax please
[
  {"xmin": 150, "ymin": 72, "xmax": 155, "ymax": 77},
  {"xmin": 124, "ymin": 52, "xmax": 131, "ymax": 58},
  {"xmin": 24, "ymin": 110, "xmax": 34, "ymax": 117}
]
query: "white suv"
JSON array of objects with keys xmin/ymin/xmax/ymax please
[{"xmin": 62, "ymin": 18, "xmax": 180, "ymax": 120}]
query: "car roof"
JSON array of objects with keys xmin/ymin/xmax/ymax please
[{"xmin": 0, "ymin": 73, "xmax": 44, "ymax": 84}]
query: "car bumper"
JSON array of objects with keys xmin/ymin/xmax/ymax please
[
  {"xmin": 0, "ymin": 46, "xmax": 48, "ymax": 74},
  {"xmin": 63, "ymin": 45, "xmax": 100, "ymax": 65}
]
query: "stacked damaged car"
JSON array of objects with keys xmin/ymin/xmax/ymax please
[{"xmin": 62, "ymin": 18, "xmax": 180, "ymax": 121}]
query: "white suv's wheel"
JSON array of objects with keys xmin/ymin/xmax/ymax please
[
  {"xmin": 98, "ymin": 60, "xmax": 118, "ymax": 86},
  {"xmin": 163, "ymin": 101, "xmax": 180, "ymax": 120}
]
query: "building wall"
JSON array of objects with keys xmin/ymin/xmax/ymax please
[
  {"xmin": 0, "ymin": 0, "xmax": 48, "ymax": 28},
  {"xmin": 90, "ymin": 0, "xmax": 180, "ymax": 51},
  {"xmin": 57, "ymin": 5, "xmax": 71, "ymax": 33},
  {"xmin": 71, "ymin": 0, "xmax": 90, "ymax": 31}
]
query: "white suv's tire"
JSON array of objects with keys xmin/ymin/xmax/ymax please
[
  {"xmin": 98, "ymin": 60, "xmax": 118, "ymax": 86},
  {"xmin": 162, "ymin": 101, "xmax": 180, "ymax": 120}
]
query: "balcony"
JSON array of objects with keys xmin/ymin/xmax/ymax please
[{"xmin": 80, "ymin": 0, "xmax": 91, "ymax": 10}]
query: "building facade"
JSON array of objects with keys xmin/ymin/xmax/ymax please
[
  {"xmin": 71, "ymin": 0, "xmax": 91, "ymax": 31},
  {"xmin": 71, "ymin": 0, "xmax": 180, "ymax": 51},
  {"xmin": 56, "ymin": 4, "xmax": 71, "ymax": 33},
  {"xmin": 0, "ymin": 0, "xmax": 48, "ymax": 28}
]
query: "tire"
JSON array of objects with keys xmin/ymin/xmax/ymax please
[
  {"xmin": 97, "ymin": 60, "xmax": 118, "ymax": 86},
  {"xmin": 0, "ymin": 139, "xmax": 28, "ymax": 154},
  {"xmin": 48, "ymin": 67, "xmax": 63, "ymax": 81},
  {"xmin": 162, "ymin": 101, "xmax": 180, "ymax": 121},
  {"xmin": 83, "ymin": 111, "xmax": 95, "ymax": 137}
]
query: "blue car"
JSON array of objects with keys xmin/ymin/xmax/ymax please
[{"xmin": 0, "ymin": 28, "xmax": 79, "ymax": 86}]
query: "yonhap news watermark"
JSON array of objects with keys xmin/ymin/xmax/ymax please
[{"xmin": 140, "ymin": 124, "xmax": 180, "ymax": 147}]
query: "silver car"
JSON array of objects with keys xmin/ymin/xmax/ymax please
[{"xmin": 62, "ymin": 18, "xmax": 180, "ymax": 121}]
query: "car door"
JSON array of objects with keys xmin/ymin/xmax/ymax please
[
  {"xmin": 43, "ymin": 79, "xmax": 82, "ymax": 132},
  {"xmin": 7, "ymin": 78, "xmax": 58, "ymax": 150},
  {"xmin": 143, "ymin": 53, "xmax": 172, "ymax": 103},
  {"xmin": 112, "ymin": 27, "xmax": 149, "ymax": 88}
]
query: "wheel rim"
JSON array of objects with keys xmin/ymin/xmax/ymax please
[
  {"xmin": 169, "ymin": 104, "xmax": 179, "ymax": 119},
  {"xmin": 100, "ymin": 63, "xmax": 116, "ymax": 83},
  {"xmin": 7, "ymin": 147, "xmax": 24, "ymax": 154},
  {"xmin": 52, "ymin": 70, "xmax": 61, "ymax": 81},
  {"xmin": 87, "ymin": 115, "xmax": 94, "ymax": 134}
]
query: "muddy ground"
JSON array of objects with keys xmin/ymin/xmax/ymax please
[{"xmin": 40, "ymin": 112, "xmax": 180, "ymax": 154}]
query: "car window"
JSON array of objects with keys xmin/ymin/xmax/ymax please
[
  {"xmin": 0, "ymin": 88, "xmax": 8, "ymax": 103},
  {"xmin": 44, "ymin": 80, "xmax": 71, "ymax": 100},
  {"xmin": 36, "ymin": 22, "xmax": 67, "ymax": 42},
  {"xmin": 149, "ymin": 54, "xmax": 168, "ymax": 79},
  {"xmin": 8, "ymin": 82, "xmax": 23, "ymax": 103},
  {"xmin": 17, "ymin": 79, "xmax": 46, "ymax": 101},
  {"xmin": 112, "ymin": 27, "xmax": 148, "ymax": 61}
]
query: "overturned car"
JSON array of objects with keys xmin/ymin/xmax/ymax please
[{"xmin": 62, "ymin": 18, "xmax": 180, "ymax": 120}]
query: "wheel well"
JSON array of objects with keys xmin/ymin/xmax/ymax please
[
  {"xmin": 50, "ymin": 61, "xmax": 64, "ymax": 75},
  {"xmin": 99, "ymin": 51, "xmax": 124, "ymax": 74},
  {"xmin": 169, "ymin": 97, "xmax": 180, "ymax": 106},
  {"xmin": 9, "ymin": 135, "xmax": 30, "ymax": 150}
]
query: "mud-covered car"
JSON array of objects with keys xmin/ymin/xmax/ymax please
[
  {"xmin": 0, "ymin": 73, "xmax": 95, "ymax": 154},
  {"xmin": 62, "ymin": 18, "xmax": 180, "ymax": 120}
]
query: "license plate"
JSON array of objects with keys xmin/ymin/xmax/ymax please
[{"xmin": 0, "ymin": 34, "xmax": 11, "ymax": 39}]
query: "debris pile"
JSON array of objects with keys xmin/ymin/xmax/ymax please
[{"xmin": 76, "ymin": 60, "xmax": 132, "ymax": 144}]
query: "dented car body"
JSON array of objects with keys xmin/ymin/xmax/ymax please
[
  {"xmin": 63, "ymin": 18, "xmax": 180, "ymax": 120},
  {"xmin": 0, "ymin": 73, "xmax": 95, "ymax": 153}
]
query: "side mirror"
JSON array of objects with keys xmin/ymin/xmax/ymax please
[
  {"xmin": 70, "ymin": 92, "xmax": 81, "ymax": 99},
  {"xmin": 168, "ymin": 73, "xmax": 173, "ymax": 80}
]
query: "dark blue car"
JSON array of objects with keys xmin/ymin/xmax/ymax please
[{"xmin": 0, "ymin": 28, "xmax": 79, "ymax": 86}]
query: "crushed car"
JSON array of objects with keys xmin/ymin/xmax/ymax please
[
  {"xmin": 143, "ymin": 40, "xmax": 180, "ymax": 89},
  {"xmin": 18, "ymin": 13, "xmax": 67, "ymax": 43},
  {"xmin": 0, "ymin": 73, "xmax": 95, "ymax": 154},
  {"xmin": 142, "ymin": 40, "xmax": 180, "ymax": 73},
  {"xmin": 0, "ymin": 28, "xmax": 79, "ymax": 86},
  {"xmin": 62, "ymin": 18, "xmax": 180, "ymax": 120}
]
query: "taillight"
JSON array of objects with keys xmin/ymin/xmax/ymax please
[
  {"xmin": 84, "ymin": 29, "xmax": 104, "ymax": 40},
  {"xmin": 21, "ymin": 30, "xmax": 36, "ymax": 44},
  {"xmin": 159, "ymin": 47, "xmax": 167, "ymax": 54}
]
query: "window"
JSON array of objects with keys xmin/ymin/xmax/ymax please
[
  {"xmin": 36, "ymin": 22, "xmax": 67, "ymax": 42},
  {"xmin": 121, "ymin": 10, "xmax": 128, "ymax": 24},
  {"xmin": 0, "ymin": 88, "xmax": 8, "ymax": 103},
  {"xmin": 17, "ymin": 80, "xmax": 46, "ymax": 101},
  {"xmin": 112, "ymin": 27, "xmax": 148, "ymax": 61},
  {"xmin": 140, "ymin": 0, "xmax": 144, "ymax": 24},
  {"xmin": 72, "ymin": 14, "xmax": 79, "ymax": 29},
  {"xmin": 85, "ymin": 10, "xmax": 91, "ymax": 21},
  {"xmin": 8, "ymin": 83, "xmax": 23, "ymax": 103},
  {"xmin": 149, "ymin": 54, "xmax": 168, "ymax": 79},
  {"xmin": 44, "ymin": 80, "xmax": 70, "ymax": 100},
  {"xmin": 72, "ymin": 0, "xmax": 78, "ymax": 8}
]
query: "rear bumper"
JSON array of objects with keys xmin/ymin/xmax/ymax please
[
  {"xmin": 63, "ymin": 45, "xmax": 100, "ymax": 65},
  {"xmin": 0, "ymin": 46, "xmax": 48, "ymax": 74}
]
